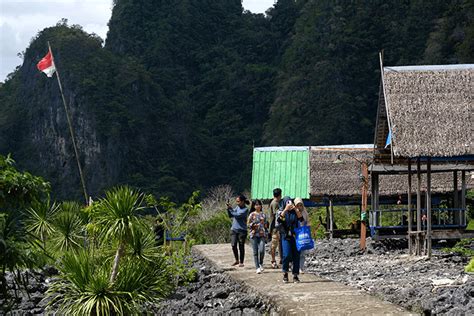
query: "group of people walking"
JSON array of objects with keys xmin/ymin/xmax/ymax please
[{"xmin": 226, "ymin": 188, "xmax": 309, "ymax": 283}]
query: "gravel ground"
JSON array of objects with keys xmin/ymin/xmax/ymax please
[
  {"xmin": 155, "ymin": 251, "xmax": 276, "ymax": 315},
  {"xmin": 3, "ymin": 239, "xmax": 472, "ymax": 315},
  {"xmin": 304, "ymin": 238, "xmax": 474, "ymax": 315}
]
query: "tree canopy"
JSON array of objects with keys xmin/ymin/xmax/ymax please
[{"xmin": 0, "ymin": 0, "xmax": 472, "ymax": 201}]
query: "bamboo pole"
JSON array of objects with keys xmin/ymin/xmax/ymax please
[{"xmin": 48, "ymin": 42, "xmax": 88, "ymax": 204}]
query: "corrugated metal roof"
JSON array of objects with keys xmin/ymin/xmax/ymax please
[
  {"xmin": 251, "ymin": 147, "xmax": 309, "ymax": 200},
  {"xmin": 254, "ymin": 146, "xmax": 309, "ymax": 152}
]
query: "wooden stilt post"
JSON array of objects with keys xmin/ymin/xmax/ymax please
[
  {"xmin": 325, "ymin": 204, "xmax": 330, "ymax": 238},
  {"xmin": 408, "ymin": 159, "xmax": 412, "ymax": 255},
  {"xmin": 427, "ymin": 158, "xmax": 432, "ymax": 258},
  {"xmin": 453, "ymin": 171, "xmax": 459, "ymax": 225},
  {"xmin": 461, "ymin": 171, "xmax": 466, "ymax": 226},
  {"xmin": 416, "ymin": 158, "xmax": 421, "ymax": 256},
  {"xmin": 329, "ymin": 199, "xmax": 334, "ymax": 239},
  {"xmin": 371, "ymin": 173, "xmax": 376, "ymax": 229},
  {"xmin": 360, "ymin": 162, "xmax": 368, "ymax": 250}
]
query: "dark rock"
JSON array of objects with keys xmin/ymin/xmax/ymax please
[{"xmin": 305, "ymin": 238, "xmax": 473, "ymax": 315}]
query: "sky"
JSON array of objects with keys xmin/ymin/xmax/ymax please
[{"xmin": 0, "ymin": 0, "xmax": 276, "ymax": 82}]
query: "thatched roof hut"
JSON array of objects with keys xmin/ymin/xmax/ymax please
[
  {"xmin": 374, "ymin": 64, "xmax": 474, "ymax": 161},
  {"xmin": 251, "ymin": 145, "xmax": 473, "ymax": 201},
  {"xmin": 309, "ymin": 145, "xmax": 474, "ymax": 199}
]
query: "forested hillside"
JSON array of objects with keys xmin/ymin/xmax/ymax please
[{"xmin": 0, "ymin": 0, "xmax": 472, "ymax": 201}]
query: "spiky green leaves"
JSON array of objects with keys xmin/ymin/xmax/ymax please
[{"xmin": 46, "ymin": 249, "xmax": 173, "ymax": 315}]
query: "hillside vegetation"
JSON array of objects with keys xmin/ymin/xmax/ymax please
[{"xmin": 0, "ymin": 0, "xmax": 473, "ymax": 200}]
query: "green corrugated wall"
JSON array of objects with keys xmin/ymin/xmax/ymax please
[{"xmin": 251, "ymin": 148, "xmax": 309, "ymax": 199}]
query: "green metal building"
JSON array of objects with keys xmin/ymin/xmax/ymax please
[{"xmin": 251, "ymin": 147, "xmax": 310, "ymax": 200}]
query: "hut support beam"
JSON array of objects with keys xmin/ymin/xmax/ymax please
[
  {"xmin": 371, "ymin": 174, "xmax": 376, "ymax": 228},
  {"xmin": 416, "ymin": 158, "xmax": 422, "ymax": 256},
  {"xmin": 426, "ymin": 158, "xmax": 432, "ymax": 258},
  {"xmin": 461, "ymin": 171, "xmax": 466, "ymax": 226},
  {"xmin": 329, "ymin": 199, "xmax": 334, "ymax": 239},
  {"xmin": 360, "ymin": 162, "xmax": 368, "ymax": 250},
  {"xmin": 407, "ymin": 160, "xmax": 413, "ymax": 255},
  {"xmin": 453, "ymin": 171, "xmax": 459, "ymax": 224},
  {"xmin": 374, "ymin": 174, "xmax": 380, "ymax": 226}
]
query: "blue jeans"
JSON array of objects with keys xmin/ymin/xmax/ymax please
[
  {"xmin": 281, "ymin": 235, "xmax": 300, "ymax": 275},
  {"xmin": 251, "ymin": 237, "xmax": 265, "ymax": 269}
]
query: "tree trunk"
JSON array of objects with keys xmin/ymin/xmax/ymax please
[{"xmin": 110, "ymin": 242, "xmax": 124, "ymax": 283}]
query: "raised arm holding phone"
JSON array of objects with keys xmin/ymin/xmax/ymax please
[
  {"xmin": 276, "ymin": 196, "xmax": 304, "ymax": 283},
  {"xmin": 227, "ymin": 195, "xmax": 249, "ymax": 267}
]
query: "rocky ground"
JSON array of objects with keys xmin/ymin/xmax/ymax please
[
  {"xmin": 0, "ymin": 266, "xmax": 57, "ymax": 315},
  {"xmin": 1, "ymin": 252, "xmax": 275, "ymax": 316},
  {"xmin": 155, "ymin": 251, "xmax": 276, "ymax": 315},
  {"xmin": 304, "ymin": 238, "xmax": 474, "ymax": 315},
  {"xmin": 2, "ymin": 239, "xmax": 472, "ymax": 315}
]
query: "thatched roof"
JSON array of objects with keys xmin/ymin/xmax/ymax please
[
  {"xmin": 309, "ymin": 145, "xmax": 474, "ymax": 198},
  {"xmin": 376, "ymin": 172, "xmax": 474, "ymax": 197},
  {"xmin": 309, "ymin": 145, "xmax": 373, "ymax": 197},
  {"xmin": 375, "ymin": 64, "xmax": 474, "ymax": 158}
]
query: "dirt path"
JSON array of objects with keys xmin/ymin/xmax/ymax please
[{"xmin": 194, "ymin": 244, "xmax": 413, "ymax": 315}]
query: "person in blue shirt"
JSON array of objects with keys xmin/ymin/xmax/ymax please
[
  {"xmin": 276, "ymin": 196, "xmax": 304, "ymax": 283},
  {"xmin": 227, "ymin": 195, "xmax": 249, "ymax": 267}
]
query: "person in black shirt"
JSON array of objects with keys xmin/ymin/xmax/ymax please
[{"xmin": 276, "ymin": 196, "xmax": 304, "ymax": 283}]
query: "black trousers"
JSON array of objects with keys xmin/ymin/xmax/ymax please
[{"xmin": 231, "ymin": 230, "xmax": 247, "ymax": 263}]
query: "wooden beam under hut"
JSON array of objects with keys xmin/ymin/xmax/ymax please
[
  {"xmin": 407, "ymin": 159, "xmax": 413, "ymax": 255},
  {"xmin": 426, "ymin": 158, "xmax": 432, "ymax": 258}
]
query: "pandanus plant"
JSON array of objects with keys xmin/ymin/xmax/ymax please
[
  {"xmin": 95, "ymin": 186, "xmax": 147, "ymax": 283},
  {"xmin": 25, "ymin": 199, "xmax": 60, "ymax": 248}
]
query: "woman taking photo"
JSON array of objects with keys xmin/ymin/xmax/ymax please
[
  {"xmin": 247, "ymin": 199, "xmax": 268, "ymax": 274},
  {"xmin": 277, "ymin": 196, "xmax": 304, "ymax": 283},
  {"xmin": 227, "ymin": 195, "xmax": 249, "ymax": 267}
]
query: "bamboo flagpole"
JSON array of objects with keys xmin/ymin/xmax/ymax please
[{"xmin": 37, "ymin": 42, "xmax": 89, "ymax": 204}]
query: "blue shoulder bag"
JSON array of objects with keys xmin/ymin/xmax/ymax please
[{"xmin": 295, "ymin": 225, "xmax": 314, "ymax": 251}]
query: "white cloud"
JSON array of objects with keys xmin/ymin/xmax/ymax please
[
  {"xmin": 0, "ymin": 0, "xmax": 275, "ymax": 82},
  {"xmin": 243, "ymin": 0, "xmax": 275, "ymax": 14},
  {"xmin": 0, "ymin": 0, "xmax": 112, "ymax": 82}
]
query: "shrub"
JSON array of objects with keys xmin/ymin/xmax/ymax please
[
  {"xmin": 199, "ymin": 185, "xmax": 234, "ymax": 222},
  {"xmin": 46, "ymin": 250, "xmax": 174, "ymax": 315},
  {"xmin": 190, "ymin": 211, "xmax": 231, "ymax": 244},
  {"xmin": 442, "ymin": 238, "xmax": 474, "ymax": 257},
  {"xmin": 465, "ymin": 257, "xmax": 474, "ymax": 273}
]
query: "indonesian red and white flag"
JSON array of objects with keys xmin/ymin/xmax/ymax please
[{"xmin": 37, "ymin": 49, "xmax": 56, "ymax": 77}]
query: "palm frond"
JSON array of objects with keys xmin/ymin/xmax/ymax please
[
  {"xmin": 50, "ymin": 211, "xmax": 84, "ymax": 253},
  {"xmin": 46, "ymin": 250, "xmax": 173, "ymax": 315},
  {"xmin": 25, "ymin": 200, "xmax": 60, "ymax": 243}
]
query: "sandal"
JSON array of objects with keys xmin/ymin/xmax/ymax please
[{"xmin": 231, "ymin": 261, "xmax": 239, "ymax": 266}]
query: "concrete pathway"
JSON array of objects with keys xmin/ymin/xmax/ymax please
[{"xmin": 193, "ymin": 244, "xmax": 414, "ymax": 315}]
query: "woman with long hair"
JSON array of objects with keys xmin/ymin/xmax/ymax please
[{"xmin": 247, "ymin": 199, "xmax": 268, "ymax": 274}]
